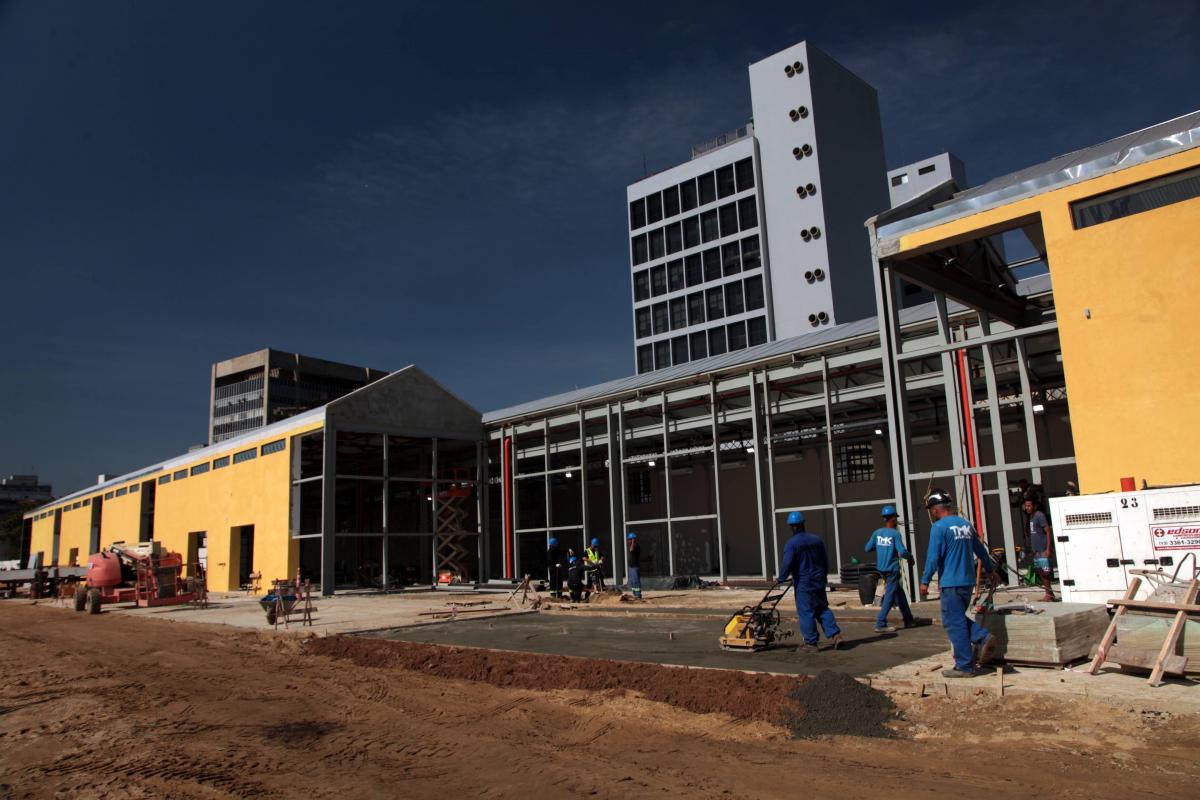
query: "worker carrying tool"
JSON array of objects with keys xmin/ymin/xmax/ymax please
[
  {"xmin": 865, "ymin": 505, "xmax": 917, "ymax": 633},
  {"xmin": 566, "ymin": 556, "xmax": 586, "ymax": 603},
  {"xmin": 774, "ymin": 511, "xmax": 843, "ymax": 653},
  {"xmin": 547, "ymin": 537, "xmax": 564, "ymax": 599},
  {"xmin": 919, "ymin": 489, "xmax": 1000, "ymax": 678},
  {"xmin": 584, "ymin": 538, "xmax": 606, "ymax": 594}
]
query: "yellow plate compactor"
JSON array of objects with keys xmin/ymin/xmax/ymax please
[{"xmin": 719, "ymin": 581, "xmax": 794, "ymax": 651}]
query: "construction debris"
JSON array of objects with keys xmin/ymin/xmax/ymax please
[
  {"xmin": 780, "ymin": 670, "xmax": 899, "ymax": 739},
  {"xmin": 978, "ymin": 602, "xmax": 1109, "ymax": 666}
]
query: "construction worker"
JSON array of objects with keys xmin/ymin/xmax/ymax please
[
  {"xmin": 919, "ymin": 489, "xmax": 1000, "ymax": 678},
  {"xmin": 584, "ymin": 537, "xmax": 606, "ymax": 594},
  {"xmin": 566, "ymin": 556, "xmax": 586, "ymax": 602},
  {"xmin": 775, "ymin": 511, "xmax": 842, "ymax": 653},
  {"xmin": 1024, "ymin": 496, "xmax": 1056, "ymax": 602},
  {"xmin": 865, "ymin": 505, "xmax": 916, "ymax": 633},
  {"xmin": 626, "ymin": 532, "xmax": 642, "ymax": 599},
  {"xmin": 546, "ymin": 537, "xmax": 564, "ymax": 599}
]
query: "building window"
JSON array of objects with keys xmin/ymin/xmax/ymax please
[
  {"xmin": 1071, "ymin": 165, "xmax": 1200, "ymax": 230},
  {"xmin": 698, "ymin": 173, "xmax": 716, "ymax": 205},
  {"xmin": 719, "ymin": 203, "xmax": 738, "ymax": 238},
  {"xmin": 725, "ymin": 282, "xmax": 745, "ymax": 316},
  {"xmin": 628, "ymin": 471, "xmax": 652, "ymax": 505},
  {"xmin": 637, "ymin": 344, "xmax": 654, "ymax": 374},
  {"xmin": 636, "ymin": 307, "xmax": 652, "ymax": 338},
  {"xmin": 706, "ymin": 287, "xmax": 725, "ymax": 320},
  {"xmin": 700, "ymin": 210, "xmax": 719, "ymax": 243},
  {"xmin": 717, "ymin": 164, "xmax": 736, "ymax": 198},
  {"xmin": 891, "ymin": 173, "xmax": 908, "ymax": 187},
  {"xmin": 708, "ymin": 326, "xmax": 727, "ymax": 356},
  {"xmin": 73, "ymin": 501, "xmax": 82, "ymax": 509},
  {"xmin": 649, "ymin": 227, "xmax": 665, "ymax": 260},
  {"xmin": 722, "ymin": 243, "xmax": 741, "ymax": 276},
  {"xmin": 104, "ymin": 491, "xmax": 114, "ymax": 500},
  {"xmin": 741, "ymin": 235, "xmax": 761, "ymax": 270},
  {"xmin": 665, "ymin": 222, "xmax": 682, "ymax": 254},
  {"xmin": 646, "ymin": 192, "xmax": 663, "ymax": 224},
  {"xmin": 261, "ymin": 439, "xmax": 286, "ymax": 456},
  {"xmin": 191, "ymin": 462, "xmax": 210, "ymax": 476},
  {"xmin": 683, "ymin": 216, "xmax": 700, "ymax": 249},
  {"xmin": 630, "ymin": 198, "xmax": 646, "ymax": 230},
  {"xmin": 703, "ymin": 248, "xmax": 721, "ymax": 281},
  {"xmin": 116, "ymin": 486, "xmax": 128, "ymax": 496},
  {"xmin": 671, "ymin": 335, "xmax": 688, "ymax": 365},
  {"xmin": 738, "ymin": 197, "xmax": 758, "ymax": 230},
  {"xmin": 680, "ymin": 179, "xmax": 698, "ymax": 211},
  {"xmin": 650, "ymin": 265, "xmax": 666, "ymax": 296},
  {"xmin": 727, "ymin": 320, "xmax": 747, "ymax": 351},
  {"xmin": 687, "ymin": 292, "xmax": 706, "ymax": 326},
  {"xmin": 158, "ymin": 475, "xmax": 171, "ymax": 485},
  {"xmin": 734, "ymin": 158, "xmax": 755, "ymax": 191},
  {"xmin": 685, "ymin": 254, "xmax": 703, "ymax": 286},
  {"xmin": 173, "ymin": 469, "xmax": 187, "ymax": 481},
  {"xmin": 835, "ymin": 443, "xmax": 876, "ymax": 483},
  {"xmin": 663, "ymin": 185, "xmax": 680, "ymax": 218},
  {"xmin": 918, "ymin": 164, "xmax": 936, "ymax": 175},
  {"xmin": 747, "ymin": 316, "xmax": 768, "ymax": 346},
  {"xmin": 633, "ymin": 270, "xmax": 650, "ymax": 301},
  {"xmin": 129, "ymin": 484, "xmax": 139, "ymax": 493},
  {"xmin": 233, "ymin": 448, "xmax": 257, "ymax": 464},
  {"xmin": 632, "ymin": 234, "xmax": 648, "ymax": 265},
  {"xmin": 653, "ymin": 302, "xmax": 669, "ymax": 335},
  {"xmin": 744, "ymin": 275, "xmax": 765, "ymax": 310},
  {"xmin": 213, "ymin": 455, "xmax": 230, "ymax": 469},
  {"xmin": 669, "ymin": 297, "xmax": 687, "ymax": 330},
  {"xmin": 654, "ymin": 340, "xmax": 671, "ymax": 370},
  {"xmin": 689, "ymin": 331, "xmax": 708, "ymax": 360}
]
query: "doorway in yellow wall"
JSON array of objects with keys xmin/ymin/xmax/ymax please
[
  {"xmin": 186, "ymin": 531, "xmax": 207, "ymax": 577},
  {"xmin": 235, "ymin": 526, "xmax": 255, "ymax": 588}
]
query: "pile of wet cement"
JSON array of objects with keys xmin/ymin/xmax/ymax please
[
  {"xmin": 306, "ymin": 636, "xmax": 803, "ymax": 722},
  {"xmin": 780, "ymin": 670, "xmax": 899, "ymax": 739}
]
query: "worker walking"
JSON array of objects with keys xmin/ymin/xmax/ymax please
[
  {"xmin": 1024, "ymin": 496, "xmax": 1056, "ymax": 602},
  {"xmin": 865, "ymin": 505, "xmax": 916, "ymax": 633},
  {"xmin": 919, "ymin": 489, "xmax": 1000, "ymax": 678},
  {"xmin": 584, "ymin": 538, "xmax": 606, "ymax": 594},
  {"xmin": 775, "ymin": 511, "xmax": 842, "ymax": 653},
  {"xmin": 626, "ymin": 532, "xmax": 642, "ymax": 599},
  {"xmin": 547, "ymin": 537, "xmax": 564, "ymax": 599}
]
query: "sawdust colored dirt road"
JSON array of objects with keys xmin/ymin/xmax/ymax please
[{"xmin": 2, "ymin": 603, "xmax": 1199, "ymax": 799}]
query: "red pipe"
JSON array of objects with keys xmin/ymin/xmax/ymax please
[
  {"xmin": 956, "ymin": 349, "xmax": 984, "ymax": 538},
  {"xmin": 502, "ymin": 436, "xmax": 514, "ymax": 579}
]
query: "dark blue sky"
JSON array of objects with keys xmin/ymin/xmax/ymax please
[{"xmin": 3, "ymin": 0, "xmax": 1197, "ymax": 495}]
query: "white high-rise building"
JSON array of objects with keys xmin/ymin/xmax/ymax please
[{"xmin": 627, "ymin": 42, "xmax": 890, "ymax": 373}]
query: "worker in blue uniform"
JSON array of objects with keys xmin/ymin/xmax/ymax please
[
  {"xmin": 919, "ymin": 489, "xmax": 1000, "ymax": 678},
  {"xmin": 775, "ymin": 511, "xmax": 842, "ymax": 653},
  {"xmin": 865, "ymin": 505, "xmax": 916, "ymax": 633}
]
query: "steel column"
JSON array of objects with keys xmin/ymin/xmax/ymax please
[
  {"xmin": 1015, "ymin": 337, "xmax": 1044, "ymax": 484},
  {"xmin": 710, "ymin": 382, "xmax": 727, "ymax": 581},
  {"xmin": 661, "ymin": 392, "xmax": 675, "ymax": 575},
  {"xmin": 820, "ymin": 356, "xmax": 842, "ymax": 570},
  {"xmin": 761, "ymin": 370, "xmax": 781, "ymax": 575},
  {"xmin": 978, "ymin": 316, "xmax": 1018, "ymax": 572},
  {"xmin": 748, "ymin": 370, "xmax": 769, "ymax": 578},
  {"xmin": 320, "ymin": 423, "xmax": 336, "ymax": 596}
]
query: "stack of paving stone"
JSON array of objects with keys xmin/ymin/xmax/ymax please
[
  {"xmin": 1116, "ymin": 614, "xmax": 1200, "ymax": 673},
  {"xmin": 978, "ymin": 602, "xmax": 1110, "ymax": 665}
]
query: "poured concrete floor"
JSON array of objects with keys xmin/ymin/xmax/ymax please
[{"xmin": 362, "ymin": 612, "xmax": 948, "ymax": 676}]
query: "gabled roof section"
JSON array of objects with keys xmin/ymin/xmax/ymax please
[
  {"xmin": 876, "ymin": 109, "xmax": 1200, "ymax": 246},
  {"xmin": 483, "ymin": 274, "xmax": 1053, "ymax": 424},
  {"xmin": 327, "ymin": 365, "xmax": 481, "ymax": 440}
]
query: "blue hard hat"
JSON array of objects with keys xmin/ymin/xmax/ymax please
[
  {"xmin": 591, "ymin": 538, "xmax": 600, "ymax": 546},
  {"xmin": 569, "ymin": 556, "xmax": 577, "ymax": 563},
  {"xmin": 881, "ymin": 504, "xmax": 898, "ymax": 518},
  {"xmin": 627, "ymin": 532, "xmax": 637, "ymax": 540},
  {"xmin": 786, "ymin": 511, "xmax": 805, "ymax": 526},
  {"xmin": 548, "ymin": 537, "xmax": 558, "ymax": 546}
]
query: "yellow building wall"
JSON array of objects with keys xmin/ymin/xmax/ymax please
[
  {"xmin": 57, "ymin": 502, "xmax": 95, "ymax": 566},
  {"xmin": 28, "ymin": 514, "xmax": 57, "ymax": 565},
  {"xmin": 152, "ymin": 422, "xmax": 319, "ymax": 592},
  {"xmin": 98, "ymin": 483, "xmax": 148, "ymax": 549},
  {"xmin": 898, "ymin": 148, "xmax": 1200, "ymax": 493}
]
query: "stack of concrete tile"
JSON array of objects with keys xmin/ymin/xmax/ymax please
[
  {"xmin": 1116, "ymin": 614, "xmax": 1200, "ymax": 673},
  {"xmin": 978, "ymin": 602, "xmax": 1109, "ymax": 665}
]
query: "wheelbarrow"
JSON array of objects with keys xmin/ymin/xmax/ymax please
[{"xmin": 260, "ymin": 581, "xmax": 299, "ymax": 625}]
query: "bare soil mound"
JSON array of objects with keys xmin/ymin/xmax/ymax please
[
  {"xmin": 781, "ymin": 669, "xmax": 899, "ymax": 739},
  {"xmin": 306, "ymin": 636, "xmax": 802, "ymax": 722}
]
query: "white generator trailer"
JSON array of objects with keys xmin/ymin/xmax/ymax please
[{"xmin": 1049, "ymin": 484, "xmax": 1200, "ymax": 604}]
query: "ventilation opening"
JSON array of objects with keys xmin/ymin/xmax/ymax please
[
  {"xmin": 1153, "ymin": 505, "xmax": 1200, "ymax": 521},
  {"xmin": 1064, "ymin": 511, "xmax": 1113, "ymax": 526},
  {"xmin": 804, "ymin": 270, "xmax": 815, "ymax": 283}
]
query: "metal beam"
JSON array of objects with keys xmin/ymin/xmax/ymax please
[
  {"xmin": 710, "ymin": 381, "xmax": 727, "ymax": 581},
  {"xmin": 894, "ymin": 257, "xmax": 1031, "ymax": 326},
  {"xmin": 748, "ymin": 370, "xmax": 769, "ymax": 578}
]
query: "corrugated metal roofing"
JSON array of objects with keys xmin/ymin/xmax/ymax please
[
  {"xmin": 483, "ymin": 274, "xmax": 1052, "ymax": 424},
  {"xmin": 877, "ymin": 108, "xmax": 1200, "ymax": 245}
]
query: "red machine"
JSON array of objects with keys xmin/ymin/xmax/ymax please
[{"xmin": 76, "ymin": 541, "xmax": 201, "ymax": 614}]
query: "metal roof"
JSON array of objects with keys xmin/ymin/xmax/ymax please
[
  {"xmin": 483, "ymin": 273, "xmax": 1052, "ymax": 424},
  {"xmin": 877, "ymin": 108, "xmax": 1200, "ymax": 245}
]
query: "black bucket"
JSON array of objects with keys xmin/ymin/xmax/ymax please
[{"xmin": 857, "ymin": 572, "xmax": 880, "ymax": 605}]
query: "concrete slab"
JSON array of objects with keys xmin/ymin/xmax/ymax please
[{"xmin": 361, "ymin": 612, "xmax": 948, "ymax": 677}]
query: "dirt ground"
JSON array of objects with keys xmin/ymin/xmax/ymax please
[{"xmin": 2, "ymin": 602, "xmax": 1199, "ymax": 799}]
